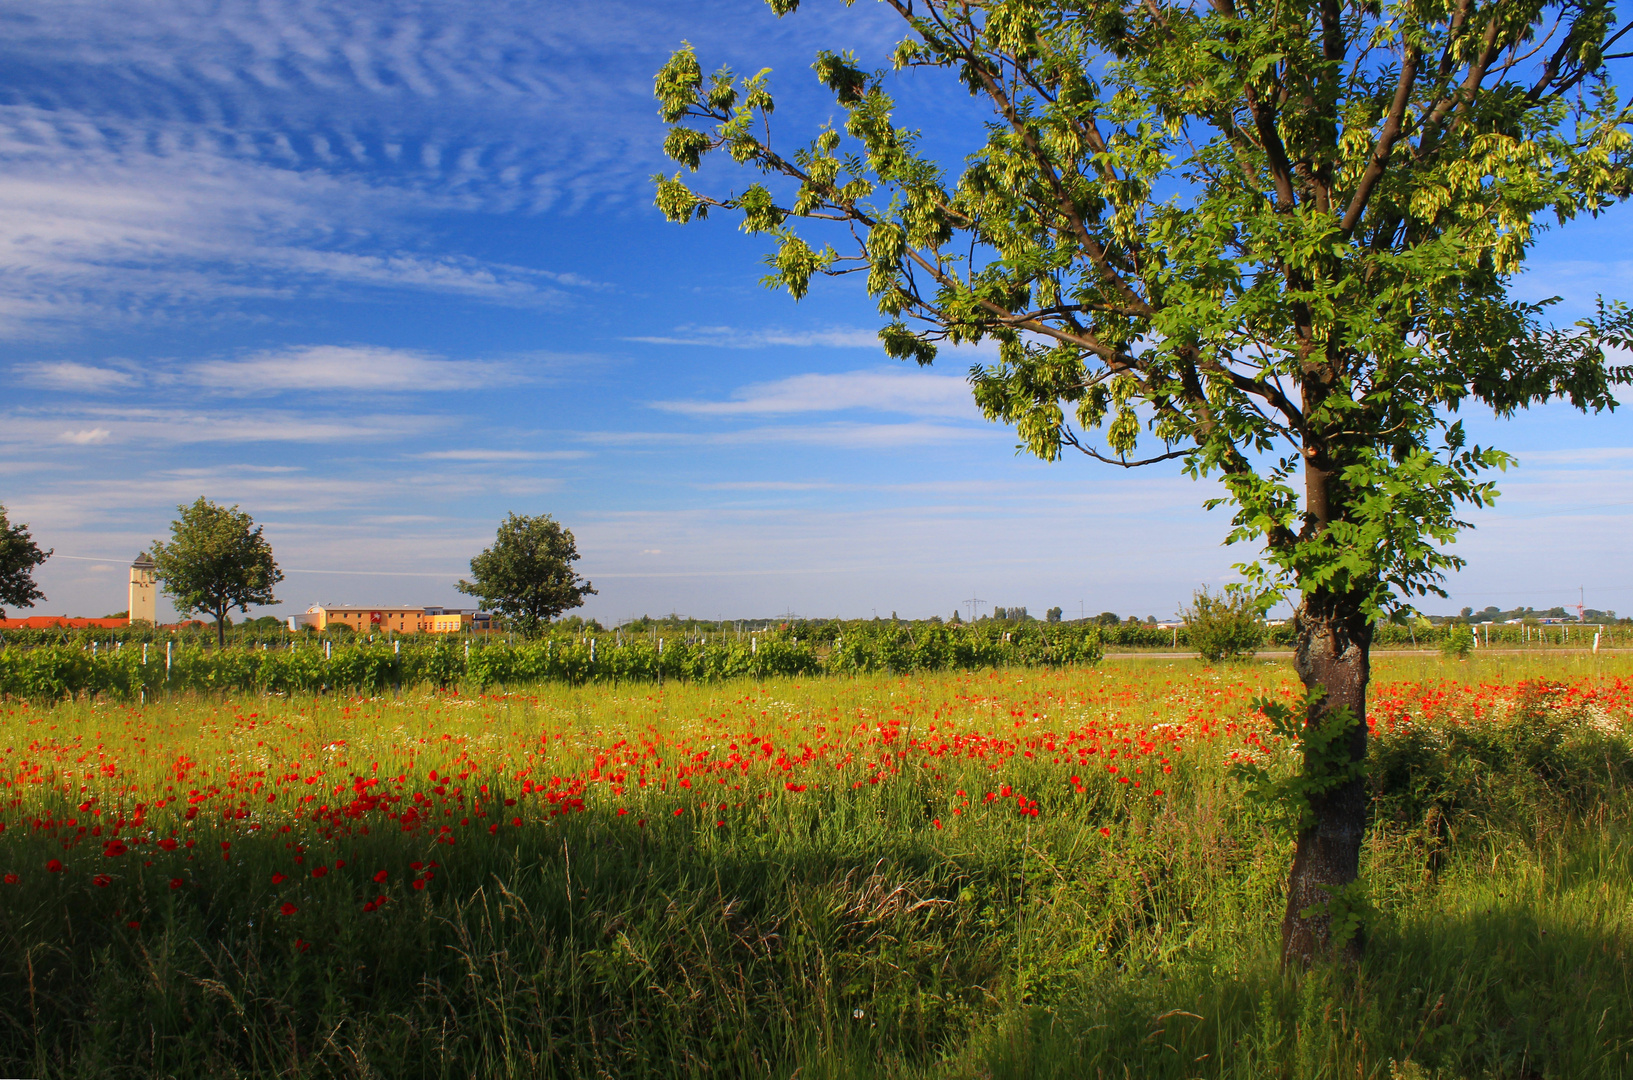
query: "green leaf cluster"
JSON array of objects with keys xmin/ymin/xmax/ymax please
[
  {"xmin": 1233, "ymin": 688, "xmax": 1366, "ymax": 832},
  {"xmin": 456, "ymin": 513, "xmax": 597, "ymax": 637},
  {"xmin": 151, "ymin": 498, "xmax": 283, "ymax": 648},
  {"xmin": 653, "ymin": 0, "xmax": 1633, "ymax": 626},
  {"xmin": 1180, "ymin": 585, "xmax": 1266, "ymax": 662},
  {"xmin": 0, "ymin": 502, "xmax": 50, "ymax": 616}
]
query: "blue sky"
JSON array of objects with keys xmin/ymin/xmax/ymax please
[{"xmin": 2, "ymin": 0, "xmax": 1630, "ymax": 625}]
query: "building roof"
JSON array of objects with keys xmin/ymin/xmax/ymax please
[
  {"xmin": 310, "ymin": 605, "xmax": 429, "ymax": 613},
  {"xmin": 0, "ymin": 616, "xmax": 131, "ymax": 630},
  {"xmin": 131, "ymin": 552, "xmax": 156, "ymax": 569}
]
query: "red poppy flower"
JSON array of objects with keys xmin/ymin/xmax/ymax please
[
  {"xmin": 270, "ymin": 872, "xmax": 287, "ymax": 885},
  {"xmin": 93, "ymin": 873, "xmax": 112, "ymax": 887},
  {"xmin": 280, "ymin": 902, "xmax": 298, "ymax": 916},
  {"xmin": 372, "ymin": 869, "xmax": 388, "ymax": 883},
  {"xmin": 170, "ymin": 878, "xmax": 184, "ymax": 889},
  {"xmin": 2, "ymin": 873, "xmax": 17, "ymax": 885},
  {"xmin": 127, "ymin": 920, "xmax": 140, "ymax": 930},
  {"xmin": 1099, "ymin": 827, "xmax": 1111, "ymax": 838},
  {"xmin": 311, "ymin": 865, "xmax": 328, "ymax": 878}
]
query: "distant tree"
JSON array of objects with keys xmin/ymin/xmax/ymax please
[
  {"xmin": 1046, "ymin": 606, "xmax": 1063, "ymax": 623},
  {"xmin": 656, "ymin": 0, "xmax": 1633, "ymax": 966},
  {"xmin": 151, "ymin": 498, "xmax": 283, "ymax": 648},
  {"xmin": 949, "ymin": 610, "xmax": 962, "ymax": 625},
  {"xmin": 1095, "ymin": 612, "xmax": 1121, "ymax": 628},
  {"xmin": 457, "ymin": 513, "xmax": 596, "ymax": 637},
  {"xmin": 0, "ymin": 503, "xmax": 51, "ymax": 619},
  {"xmin": 1443, "ymin": 622, "xmax": 1475, "ymax": 660},
  {"xmin": 1182, "ymin": 586, "xmax": 1265, "ymax": 662}
]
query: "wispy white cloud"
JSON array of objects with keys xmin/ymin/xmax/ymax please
[
  {"xmin": 58, "ymin": 427, "xmax": 112, "ymax": 445},
  {"xmin": 13, "ymin": 344, "xmax": 582, "ymax": 397},
  {"xmin": 0, "ymin": 406, "xmax": 439, "ymax": 447},
  {"xmin": 191, "ymin": 345, "xmax": 515, "ymax": 393},
  {"xmin": 697, "ymin": 480, "xmax": 839, "ymax": 491},
  {"xmin": 16, "ymin": 361, "xmax": 140, "ymax": 391},
  {"xmin": 0, "ymin": 108, "xmax": 590, "ymax": 336},
  {"xmin": 588, "ymin": 420, "xmax": 999, "ymax": 449},
  {"xmin": 628, "ymin": 325, "xmax": 886, "ymax": 349},
  {"xmin": 415, "ymin": 448, "xmax": 589, "ymax": 462},
  {"xmin": 1515, "ymin": 447, "xmax": 1633, "ymax": 466},
  {"xmin": 654, "ymin": 368, "xmax": 978, "ymax": 419}
]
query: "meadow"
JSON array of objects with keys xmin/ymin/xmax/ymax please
[{"xmin": 2, "ymin": 652, "xmax": 1631, "ymax": 1079}]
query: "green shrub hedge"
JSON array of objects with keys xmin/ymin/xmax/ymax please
[{"xmin": 0, "ymin": 621, "xmax": 1104, "ymax": 701}]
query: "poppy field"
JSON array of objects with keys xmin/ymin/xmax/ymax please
[{"xmin": 3, "ymin": 652, "xmax": 1632, "ymax": 1079}]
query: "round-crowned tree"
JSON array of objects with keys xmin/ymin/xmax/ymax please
[
  {"xmin": 151, "ymin": 498, "xmax": 283, "ymax": 648},
  {"xmin": 1182, "ymin": 586, "xmax": 1265, "ymax": 662},
  {"xmin": 652, "ymin": 0, "xmax": 1633, "ymax": 964},
  {"xmin": 456, "ymin": 513, "xmax": 597, "ymax": 637},
  {"xmin": 0, "ymin": 502, "xmax": 51, "ymax": 618}
]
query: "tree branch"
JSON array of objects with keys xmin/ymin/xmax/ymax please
[{"xmin": 1339, "ymin": 45, "xmax": 1420, "ymax": 237}]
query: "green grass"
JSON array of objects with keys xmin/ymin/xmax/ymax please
[{"xmin": 1, "ymin": 656, "xmax": 1630, "ymax": 1078}]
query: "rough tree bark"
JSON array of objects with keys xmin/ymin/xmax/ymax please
[{"xmin": 1283, "ymin": 590, "xmax": 1373, "ymax": 966}]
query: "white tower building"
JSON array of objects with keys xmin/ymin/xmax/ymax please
[{"xmin": 129, "ymin": 552, "xmax": 157, "ymax": 624}]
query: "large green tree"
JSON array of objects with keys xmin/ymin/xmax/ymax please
[
  {"xmin": 456, "ymin": 513, "xmax": 597, "ymax": 636},
  {"xmin": 151, "ymin": 498, "xmax": 284, "ymax": 648},
  {"xmin": 0, "ymin": 503, "xmax": 50, "ymax": 618},
  {"xmin": 655, "ymin": 0, "xmax": 1633, "ymax": 963}
]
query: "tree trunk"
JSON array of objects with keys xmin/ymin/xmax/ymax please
[{"xmin": 1281, "ymin": 590, "xmax": 1372, "ymax": 966}]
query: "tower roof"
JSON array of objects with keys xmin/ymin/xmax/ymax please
[{"xmin": 132, "ymin": 552, "xmax": 156, "ymax": 569}]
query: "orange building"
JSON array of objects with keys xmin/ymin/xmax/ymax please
[
  {"xmin": 306, "ymin": 606, "xmax": 425, "ymax": 633},
  {"xmin": 300, "ymin": 606, "xmax": 493, "ymax": 633}
]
